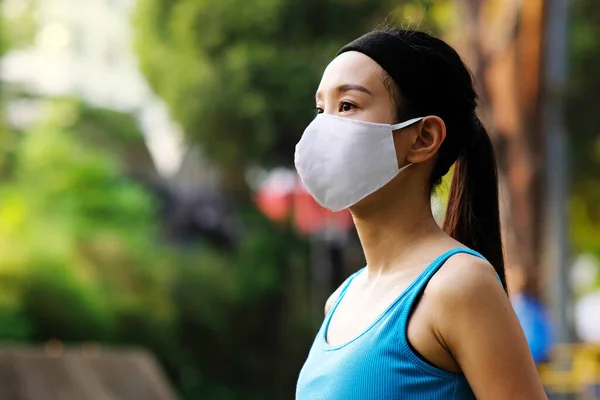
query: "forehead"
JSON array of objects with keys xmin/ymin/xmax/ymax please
[{"xmin": 317, "ymin": 51, "xmax": 388, "ymax": 95}]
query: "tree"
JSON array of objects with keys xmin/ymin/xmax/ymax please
[
  {"xmin": 438, "ymin": 0, "xmax": 600, "ymax": 296},
  {"xmin": 422, "ymin": 0, "xmax": 547, "ymax": 296},
  {"xmin": 0, "ymin": 0, "xmax": 37, "ymax": 51},
  {"xmin": 0, "ymin": 0, "xmax": 41, "ymax": 175},
  {"xmin": 0, "ymin": 98, "xmax": 173, "ymax": 343},
  {"xmin": 567, "ymin": 0, "xmax": 600, "ymax": 266}
]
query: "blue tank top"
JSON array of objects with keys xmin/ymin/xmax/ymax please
[{"xmin": 296, "ymin": 247, "xmax": 486, "ymax": 400}]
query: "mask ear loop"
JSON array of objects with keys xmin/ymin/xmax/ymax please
[
  {"xmin": 390, "ymin": 117, "xmax": 424, "ymax": 131},
  {"xmin": 391, "ymin": 117, "xmax": 424, "ymax": 171},
  {"xmin": 397, "ymin": 162, "xmax": 413, "ymax": 173}
]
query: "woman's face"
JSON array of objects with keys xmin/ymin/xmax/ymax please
[{"xmin": 315, "ymin": 51, "xmax": 418, "ymax": 173}]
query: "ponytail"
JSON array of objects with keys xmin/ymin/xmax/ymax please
[
  {"xmin": 356, "ymin": 28, "xmax": 507, "ymax": 289},
  {"xmin": 442, "ymin": 117, "xmax": 507, "ymax": 291}
]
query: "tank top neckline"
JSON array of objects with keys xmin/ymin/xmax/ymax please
[{"xmin": 320, "ymin": 247, "xmax": 470, "ymax": 351}]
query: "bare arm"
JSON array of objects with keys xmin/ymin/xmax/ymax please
[{"xmin": 435, "ymin": 258, "xmax": 547, "ymax": 399}]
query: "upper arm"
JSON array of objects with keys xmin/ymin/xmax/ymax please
[{"xmin": 434, "ymin": 257, "xmax": 547, "ymax": 400}]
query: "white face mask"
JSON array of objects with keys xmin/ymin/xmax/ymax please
[{"xmin": 294, "ymin": 114, "xmax": 423, "ymax": 211}]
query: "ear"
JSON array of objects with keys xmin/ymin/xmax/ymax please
[{"xmin": 405, "ymin": 116, "xmax": 446, "ymax": 164}]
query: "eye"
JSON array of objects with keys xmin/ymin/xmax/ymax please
[
  {"xmin": 315, "ymin": 107, "xmax": 324, "ymax": 115},
  {"xmin": 339, "ymin": 101, "xmax": 356, "ymax": 112}
]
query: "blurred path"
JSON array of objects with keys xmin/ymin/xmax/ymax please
[{"xmin": 0, "ymin": 345, "xmax": 175, "ymax": 400}]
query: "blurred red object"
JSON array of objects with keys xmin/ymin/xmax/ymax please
[
  {"xmin": 254, "ymin": 186, "xmax": 292, "ymax": 222},
  {"xmin": 254, "ymin": 169, "xmax": 353, "ymax": 235}
]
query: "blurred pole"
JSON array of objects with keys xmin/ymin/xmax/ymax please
[
  {"xmin": 329, "ymin": 242, "xmax": 344, "ymax": 292},
  {"xmin": 543, "ymin": 0, "xmax": 574, "ymax": 394},
  {"xmin": 543, "ymin": 0, "xmax": 574, "ymax": 352}
]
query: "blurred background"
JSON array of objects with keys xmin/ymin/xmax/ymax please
[{"xmin": 0, "ymin": 0, "xmax": 598, "ymax": 399}]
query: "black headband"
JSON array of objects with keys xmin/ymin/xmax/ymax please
[
  {"xmin": 337, "ymin": 30, "xmax": 468, "ymax": 177},
  {"xmin": 338, "ymin": 31, "xmax": 415, "ymax": 81},
  {"xmin": 337, "ymin": 31, "xmax": 433, "ymax": 114}
]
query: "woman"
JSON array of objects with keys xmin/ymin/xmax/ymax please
[{"xmin": 294, "ymin": 28, "xmax": 547, "ymax": 399}]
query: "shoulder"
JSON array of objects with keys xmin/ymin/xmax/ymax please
[
  {"xmin": 422, "ymin": 253, "xmax": 547, "ymax": 398},
  {"xmin": 421, "ymin": 252, "xmax": 513, "ymax": 345},
  {"xmin": 418, "ymin": 252, "xmax": 510, "ymax": 333},
  {"xmin": 424, "ymin": 252, "xmax": 505, "ymax": 306}
]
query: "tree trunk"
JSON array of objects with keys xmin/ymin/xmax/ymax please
[{"xmin": 449, "ymin": 0, "xmax": 547, "ymax": 297}]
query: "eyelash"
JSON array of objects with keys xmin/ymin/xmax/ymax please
[
  {"xmin": 314, "ymin": 101, "xmax": 356, "ymax": 115},
  {"xmin": 339, "ymin": 101, "xmax": 356, "ymax": 112}
]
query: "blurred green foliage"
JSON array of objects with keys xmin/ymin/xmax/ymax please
[
  {"xmin": 0, "ymin": 2, "xmax": 5, "ymax": 57},
  {"xmin": 568, "ymin": 0, "xmax": 600, "ymax": 262},
  {"xmin": 171, "ymin": 210, "xmax": 313, "ymax": 399},
  {"xmin": 0, "ymin": 0, "xmax": 6, "ymax": 169},
  {"xmin": 0, "ymin": 0, "xmax": 37, "ymax": 50},
  {"xmin": 0, "ymin": 99, "xmax": 172, "ymax": 343}
]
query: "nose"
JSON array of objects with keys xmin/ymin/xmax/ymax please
[{"xmin": 321, "ymin": 102, "xmax": 337, "ymax": 116}]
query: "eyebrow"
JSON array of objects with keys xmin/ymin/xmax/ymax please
[
  {"xmin": 315, "ymin": 83, "xmax": 373, "ymax": 100},
  {"xmin": 337, "ymin": 84, "xmax": 373, "ymax": 96}
]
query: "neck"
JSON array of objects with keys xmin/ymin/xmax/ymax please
[{"xmin": 350, "ymin": 181, "xmax": 443, "ymax": 274}]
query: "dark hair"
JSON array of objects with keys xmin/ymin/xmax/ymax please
[{"xmin": 341, "ymin": 28, "xmax": 506, "ymax": 290}]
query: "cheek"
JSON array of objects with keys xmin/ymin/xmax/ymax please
[
  {"xmin": 373, "ymin": 99, "xmax": 397, "ymax": 125},
  {"xmin": 358, "ymin": 96, "xmax": 397, "ymax": 125}
]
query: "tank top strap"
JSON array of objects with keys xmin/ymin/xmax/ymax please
[
  {"xmin": 322, "ymin": 267, "xmax": 365, "ymax": 331},
  {"xmin": 393, "ymin": 247, "xmax": 488, "ymax": 378},
  {"xmin": 400, "ymin": 247, "xmax": 487, "ymax": 314}
]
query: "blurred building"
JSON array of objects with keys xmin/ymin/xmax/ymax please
[{"xmin": 1, "ymin": 0, "xmax": 184, "ymax": 179}]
